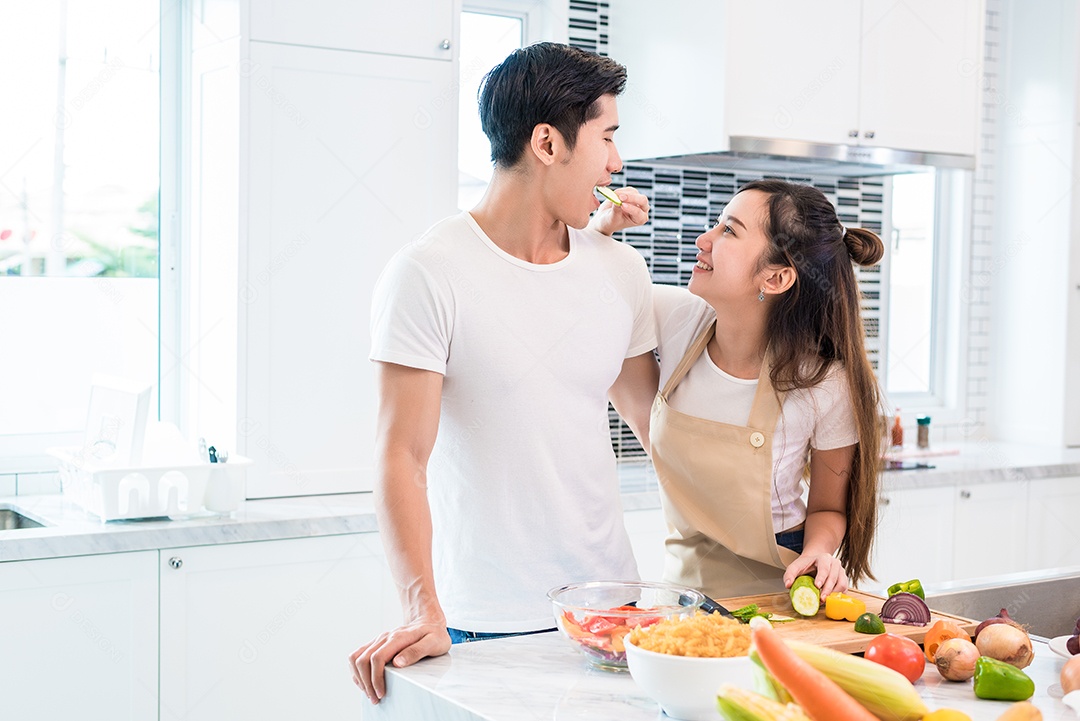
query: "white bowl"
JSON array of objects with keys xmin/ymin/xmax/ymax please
[{"xmin": 624, "ymin": 635, "xmax": 759, "ymax": 721}]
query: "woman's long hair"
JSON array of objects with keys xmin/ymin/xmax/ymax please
[{"xmin": 739, "ymin": 179, "xmax": 885, "ymax": 585}]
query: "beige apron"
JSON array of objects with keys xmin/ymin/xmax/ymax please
[{"xmin": 650, "ymin": 321, "xmax": 799, "ymax": 599}]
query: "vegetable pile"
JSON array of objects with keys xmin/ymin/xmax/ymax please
[{"xmin": 707, "ymin": 588, "xmax": 1051, "ymax": 720}]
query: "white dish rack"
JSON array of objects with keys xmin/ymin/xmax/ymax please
[{"xmin": 49, "ymin": 446, "xmax": 252, "ymax": 521}]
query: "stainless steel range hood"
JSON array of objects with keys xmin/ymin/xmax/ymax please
[{"xmin": 632, "ymin": 136, "xmax": 975, "ymax": 178}]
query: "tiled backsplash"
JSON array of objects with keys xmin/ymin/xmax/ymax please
[
  {"xmin": 572, "ymin": 1, "xmax": 997, "ymax": 458},
  {"xmin": 606, "ymin": 164, "xmax": 886, "ymax": 459}
]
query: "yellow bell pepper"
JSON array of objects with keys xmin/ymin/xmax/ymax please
[{"xmin": 824, "ymin": 592, "xmax": 867, "ymax": 622}]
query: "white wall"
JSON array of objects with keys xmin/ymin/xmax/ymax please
[{"xmin": 989, "ymin": 0, "xmax": 1079, "ymax": 445}]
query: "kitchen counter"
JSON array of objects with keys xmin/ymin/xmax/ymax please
[
  {"xmin": 2, "ymin": 439, "xmax": 1078, "ymax": 563},
  {"xmin": 0, "ymin": 491, "xmax": 381, "ymax": 561},
  {"xmin": 367, "ymin": 631, "xmax": 1076, "ymax": 721},
  {"xmin": 617, "ymin": 440, "xmax": 1080, "ymax": 495}
]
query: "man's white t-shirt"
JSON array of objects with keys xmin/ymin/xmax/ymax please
[
  {"xmin": 653, "ymin": 284, "xmax": 858, "ymax": 533},
  {"xmin": 371, "ymin": 212, "xmax": 657, "ymax": 632}
]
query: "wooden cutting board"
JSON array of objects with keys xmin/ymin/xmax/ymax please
[{"xmin": 715, "ymin": 590, "xmax": 978, "ymax": 654}]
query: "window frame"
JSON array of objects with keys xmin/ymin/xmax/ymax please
[
  {"xmin": 881, "ymin": 168, "xmax": 972, "ymax": 425},
  {"xmin": 0, "ymin": 1, "xmax": 184, "ymax": 463}
]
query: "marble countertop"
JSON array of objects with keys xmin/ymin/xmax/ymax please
[
  {"xmin": 367, "ymin": 631, "xmax": 1076, "ymax": 721},
  {"xmin": 0, "ymin": 492, "xmax": 380, "ymax": 562},
  {"xmin": 616, "ymin": 440, "xmax": 1080, "ymax": 496},
  {"xmin": 2, "ymin": 440, "xmax": 1077, "ymax": 564}
]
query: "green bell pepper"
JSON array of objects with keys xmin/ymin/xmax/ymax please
[
  {"xmin": 885, "ymin": 578, "xmax": 925, "ymax": 599},
  {"xmin": 973, "ymin": 656, "xmax": 1035, "ymax": 701}
]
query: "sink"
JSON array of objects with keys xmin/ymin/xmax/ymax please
[{"xmin": 0, "ymin": 506, "xmax": 46, "ymax": 530}]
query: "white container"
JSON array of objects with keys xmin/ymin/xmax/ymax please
[{"xmin": 48, "ymin": 446, "xmax": 252, "ymax": 521}]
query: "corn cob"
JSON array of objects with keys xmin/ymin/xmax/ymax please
[
  {"xmin": 784, "ymin": 640, "xmax": 928, "ymax": 721},
  {"xmin": 717, "ymin": 683, "xmax": 812, "ymax": 721}
]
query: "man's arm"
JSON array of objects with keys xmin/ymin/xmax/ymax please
[
  {"xmin": 350, "ymin": 362, "xmax": 450, "ymax": 704},
  {"xmin": 608, "ymin": 351, "xmax": 660, "ymax": 454}
]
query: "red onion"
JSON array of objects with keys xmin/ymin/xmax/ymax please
[
  {"xmin": 973, "ymin": 608, "xmax": 1025, "ymax": 640},
  {"xmin": 879, "ymin": 592, "xmax": 931, "ymax": 626}
]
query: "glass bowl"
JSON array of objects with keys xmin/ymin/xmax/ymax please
[{"xmin": 547, "ymin": 580, "xmax": 704, "ymax": 671}]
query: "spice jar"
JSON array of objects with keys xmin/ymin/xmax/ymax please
[
  {"xmin": 890, "ymin": 410, "xmax": 904, "ymax": 448},
  {"xmin": 916, "ymin": 415, "xmax": 931, "ymax": 449}
]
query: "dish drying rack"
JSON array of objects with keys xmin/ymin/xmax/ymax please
[{"xmin": 48, "ymin": 446, "xmax": 252, "ymax": 521}]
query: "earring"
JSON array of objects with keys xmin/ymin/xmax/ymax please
[{"xmin": 758, "ymin": 289, "xmax": 765, "ymax": 302}]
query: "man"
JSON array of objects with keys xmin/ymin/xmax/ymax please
[{"xmin": 350, "ymin": 42, "xmax": 656, "ymax": 704}]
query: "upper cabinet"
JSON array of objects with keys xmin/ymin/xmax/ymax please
[
  {"xmin": 856, "ymin": 0, "xmax": 984, "ymax": 156},
  {"xmin": 248, "ymin": 0, "xmax": 458, "ymax": 60},
  {"xmin": 612, "ymin": 0, "xmax": 984, "ymax": 161},
  {"xmin": 726, "ymin": 0, "xmax": 984, "ymax": 157},
  {"xmin": 723, "ymin": 1, "xmax": 862, "ymax": 150}
]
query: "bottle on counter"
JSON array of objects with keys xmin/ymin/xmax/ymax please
[
  {"xmin": 891, "ymin": 409, "xmax": 904, "ymax": 449},
  {"xmin": 916, "ymin": 415, "xmax": 931, "ymax": 449}
]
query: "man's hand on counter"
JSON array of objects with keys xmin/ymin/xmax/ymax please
[{"xmin": 349, "ymin": 619, "xmax": 451, "ymax": 704}]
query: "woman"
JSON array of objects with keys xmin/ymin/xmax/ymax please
[{"xmin": 648, "ymin": 179, "xmax": 884, "ymax": 600}]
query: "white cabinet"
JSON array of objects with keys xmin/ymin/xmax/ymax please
[
  {"xmin": 624, "ymin": 507, "xmax": 669, "ymax": 583},
  {"xmin": 723, "ymin": 1, "xmax": 862, "ymax": 149},
  {"xmin": 953, "ymin": 480, "xmax": 1029, "ymax": 580},
  {"xmin": 607, "ymin": 0, "xmax": 728, "ymax": 160},
  {"xmin": 1026, "ymin": 476, "xmax": 1080, "ymax": 569},
  {"xmin": 867, "ymin": 485, "xmax": 954, "ymax": 592},
  {"xmin": 0, "ymin": 551, "xmax": 158, "ymax": 721},
  {"xmin": 857, "ymin": 0, "xmax": 983, "ymax": 156},
  {"xmin": 239, "ymin": 42, "xmax": 457, "ymax": 497},
  {"xmin": 160, "ymin": 534, "xmax": 401, "ymax": 720},
  {"xmin": 248, "ymin": 0, "xmax": 457, "ymax": 61},
  {"xmin": 725, "ymin": 0, "xmax": 984, "ymax": 157}
]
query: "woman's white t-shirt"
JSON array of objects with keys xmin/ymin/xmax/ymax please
[{"xmin": 654, "ymin": 284, "xmax": 858, "ymax": 533}]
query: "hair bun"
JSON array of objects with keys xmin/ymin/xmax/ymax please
[{"xmin": 844, "ymin": 227, "xmax": 885, "ymax": 266}]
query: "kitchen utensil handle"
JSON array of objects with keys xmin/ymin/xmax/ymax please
[{"xmin": 697, "ymin": 594, "xmax": 735, "ymax": 618}]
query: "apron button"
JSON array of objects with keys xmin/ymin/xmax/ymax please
[{"xmin": 749, "ymin": 431, "xmax": 765, "ymax": 448}]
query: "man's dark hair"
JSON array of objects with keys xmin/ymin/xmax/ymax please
[{"xmin": 477, "ymin": 42, "xmax": 627, "ymax": 168}]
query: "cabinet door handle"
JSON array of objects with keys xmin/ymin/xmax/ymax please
[
  {"xmin": 960, "ymin": 490, "xmax": 971, "ymax": 499},
  {"xmin": 168, "ymin": 556, "xmax": 183, "ymax": 569},
  {"xmin": 863, "ymin": 130, "xmax": 875, "ymax": 139},
  {"xmin": 440, "ymin": 39, "xmax": 451, "ymax": 50},
  {"xmin": 848, "ymin": 129, "xmax": 859, "ymax": 138}
]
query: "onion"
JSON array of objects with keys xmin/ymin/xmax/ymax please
[
  {"xmin": 1068, "ymin": 634, "xmax": 1079, "ymax": 656},
  {"xmin": 975, "ymin": 622, "xmax": 1033, "ymax": 669},
  {"xmin": 1063, "ymin": 656, "xmax": 1080, "ymax": 694},
  {"xmin": 934, "ymin": 637, "xmax": 979, "ymax": 681},
  {"xmin": 879, "ymin": 592, "xmax": 931, "ymax": 626},
  {"xmin": 1066, "ymin": 655, "xmax": 1080, "ymax": 716},
  {"xmin": 973, "ymin": 608, "xmax": 1025, "ymax": 640}
]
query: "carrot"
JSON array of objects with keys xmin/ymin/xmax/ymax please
[{"xmin": 751, "ymin": 623, "xmax": 878, "ymax": 721}]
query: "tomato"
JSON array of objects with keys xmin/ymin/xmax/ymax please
[{"xmin": 864, "ymin": 633, "xmax": 926, "ymax": 684}]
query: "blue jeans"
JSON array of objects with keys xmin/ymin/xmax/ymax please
[
  {"xmin": 775, "ymin": 528, "xmax": 805, "ymax": 554},
  {"xmin": 446, "ymin": 627, "xmax": 556, "ymax": 645}
]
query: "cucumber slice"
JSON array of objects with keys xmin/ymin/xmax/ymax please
[
  {"xmin": 854, "ymin": 612, "xmax": 886, "ymax": 635},
  {"xmin": 595, "ymin": 185, "xmax": 622, "ymax": 206},
  {"xmin": 789, "ymin": 575, "xmax": 821, "ymax": 617}
]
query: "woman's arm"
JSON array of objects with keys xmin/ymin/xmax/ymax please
[
  {"xmin": 608, "ymin": 351, "xmax": 660, "ymax": 454},
  {"xmin": 781, "ymin": 443, "xmax": 856, "ymax": 597}
]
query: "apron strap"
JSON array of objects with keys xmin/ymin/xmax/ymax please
[
  {"xmin": 747, "ymin": 351, "xmax": 785, "ymax": 431},
  {"xmin": 660, "ymin": 319, "xmax": 786, "ymax": 431},
  {"xmin": 659, "ymin": 320, "xmax": 716, "ymax": 399}
]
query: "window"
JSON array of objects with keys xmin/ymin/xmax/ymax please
[
  {"xmin": 0, "ymin": 1, "xmax": 179, "ymax": 454},
  {"xmin": 885, "ymin": 172, "xmax": 937, "ymax": 394},
  {"xmin": 881, "ymin": 169, "xmax": 968, "ymax": 415},
  {"xmin": 459, "ymin": 4, "xmax": 544, "ymax": 211}
]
